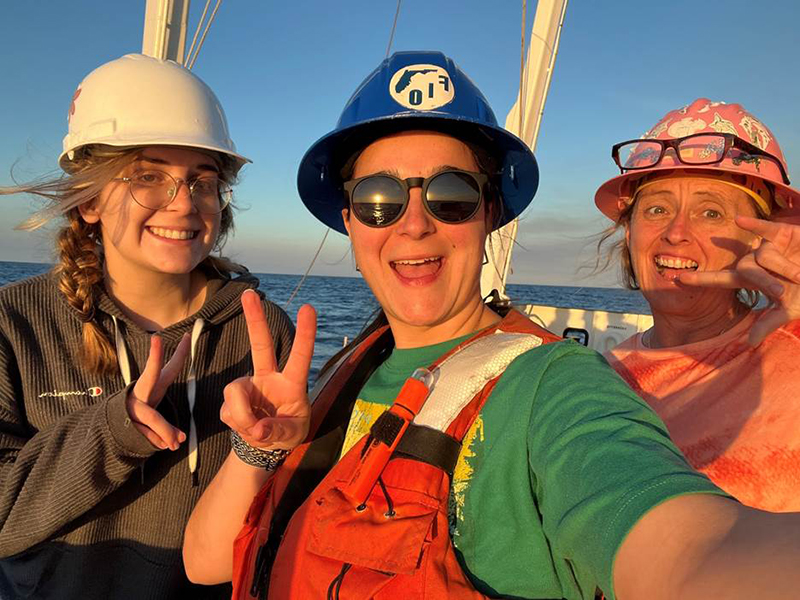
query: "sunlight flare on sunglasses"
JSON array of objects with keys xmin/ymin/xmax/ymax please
[{"xmin": 345, "ymin": 169, "xmax": 488, "ymax": 227}]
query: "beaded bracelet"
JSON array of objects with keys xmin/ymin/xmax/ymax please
[{"xmin": 230, "ymin": 430, "xmax": 291, "ymax": 471}]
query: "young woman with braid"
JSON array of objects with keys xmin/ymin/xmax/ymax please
[{"xmin": 0, "ymin": 55, "xmax": 294, "ymax": 600}]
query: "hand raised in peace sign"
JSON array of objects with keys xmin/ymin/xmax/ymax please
[
  {"xmin": 221, "ymin": 290, "xmax": 317, "ymax": 450},
  {"xmin": 126, "ymin": 333, "xmax": 191, "ymax": 451},
  {"xmin": 678, "ymin": 216, "xmax": 800, "ymax": 346}
]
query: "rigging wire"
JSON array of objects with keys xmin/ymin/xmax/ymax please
[
  {"xmin": 491, "ymin": 0, "xmax": 528, "ymax": 299},
  {"xmin": 385, "ymin": 0, "xmax": 402, "ymax": 58},
  {"xmin": 184, "ymin": 0, "xmax": 212, "ymax": 66},
  {"xmin": 187, "ymin": 0, "xmax": 223, "ymax": 69},
  {"xmin": 285, "ymin": 228, "xmax": 331, "ymax": 310},
  {"xmin": 288, "ymin": 1, "xmax": 404, "ymax": 310}
]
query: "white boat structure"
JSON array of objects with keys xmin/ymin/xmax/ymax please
[
  {"xmin": 480, "ymin": 0, "xmax": 653, "ymax": 352},
  {"xmin": 141, "ymin": 0, "xmax": 654, "ymax": 353}
]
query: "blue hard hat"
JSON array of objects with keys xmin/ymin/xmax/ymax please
[{"xmin": 297, "ymin": 51, "xmax": 539, "ymax": 234}]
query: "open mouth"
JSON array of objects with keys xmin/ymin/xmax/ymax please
[
  {"xmin": 147, "ymin": 226, "xmax": 198, "ymax": 241},
  {"xmin": 390, "ymin": 256, "xmax": 443, "ymax": 279},
  {"xmin": 654, "ymin": 254, "xmax": 698, "ymax": 275}
]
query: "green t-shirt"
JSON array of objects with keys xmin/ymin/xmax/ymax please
[{"xmin": 340, "ymin": 335, "xmax": 727, "ymax": 600}]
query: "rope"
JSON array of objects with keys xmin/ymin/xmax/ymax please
[
  {"xmin": 285, "ymin": 228, "xmax": 330, "ymax": 310},
  {"xmin": 385, "ymin": 0, "xmax": 402, "ymax": 58},
  {"xmin": 187, "ymin": 0, "xmax": 223, "ymax": 69},
  {"xmin": 185, "ymin": 0, "xmax": 212, "ymax": 66}
]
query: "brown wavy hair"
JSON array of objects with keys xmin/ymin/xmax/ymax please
[{"xmin": 6, "ymin": 144, "xmax": 244, "ymax": 374}]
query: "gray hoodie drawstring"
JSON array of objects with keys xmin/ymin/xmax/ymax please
[
  {"xmin": 186, "ymin": 318, "xmax": 204, "ymax": 485},
  {"xmin": 112, "ymin": 315, "xmax": 205, "ymax": 484},
  {"xmin": 112, "ymin": 315, "xmax": 142, "ymax": 482},
  {"xmin": 112, "ymin": 316, "xmax": 132, "ymax": 386}
]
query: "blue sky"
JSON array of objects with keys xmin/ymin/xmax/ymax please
[{"xmin": 2, "ymin": 1, "xmax": 798, "ymax": 286}]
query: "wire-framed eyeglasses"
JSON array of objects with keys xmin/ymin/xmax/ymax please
[
  {"xmin": 114, "ymin": 169, "xmax": 233, "ymax": 214},
  {"xmin": 612, "ymin": 133, "xmax": 790, "ymax": 185}
]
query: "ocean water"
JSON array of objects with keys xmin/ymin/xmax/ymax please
[{"xmin": 0, "ymin": 261, "xmax": 650, "ymax": 379}]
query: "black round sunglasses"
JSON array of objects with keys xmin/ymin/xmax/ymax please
[{"xmin": 344, "ymin": 169, "xmax": 489, "ymax": 228}]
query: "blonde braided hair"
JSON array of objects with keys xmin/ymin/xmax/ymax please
[{"xmin": 55, "ymin": 209, "xmax": 118, "ymax": 373}]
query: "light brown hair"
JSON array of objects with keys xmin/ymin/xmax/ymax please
[{"xmin": 5, "ymin": 145, "xmax": 244, "ymax": 374}]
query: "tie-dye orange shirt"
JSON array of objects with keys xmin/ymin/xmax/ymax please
[{"xmin": 606, "ymin": 310, "xmax": 800, "ymax": 512}]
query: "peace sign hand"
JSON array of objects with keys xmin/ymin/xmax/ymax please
[
  {"xmin": 220, "ymin": 290, "xmax": 316, "ymax": 450},
  {"xmin": 126, "ymin": 333, "xmax": 191, "ymax": 451},
  {"xmin": 678, "ymin": 216, "xmax": 800, "ymax": 345}
]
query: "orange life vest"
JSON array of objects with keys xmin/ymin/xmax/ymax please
[{"xmin": 232, "ymin": 309, "xmax": 560, "ymax": 599}]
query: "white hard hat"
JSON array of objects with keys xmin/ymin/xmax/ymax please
[{"xmin": 60, "ymin": 53, "xmax": 249, "ymax": 172}]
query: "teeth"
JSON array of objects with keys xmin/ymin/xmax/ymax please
[
  {"xmin": 149, "ymin": 227, "xmax": 197, "ymax": 240},
  {"xmin": 393, "ymin": 257, "xmax": 440, "ymax": 266},
  {"xmin": 654, "ymin": 255, "xmax": 698, "ymax": 269}
]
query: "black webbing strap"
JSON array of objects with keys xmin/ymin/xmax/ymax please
[
  {"xmin": 250, "ymin": 330, "xmax": 394, "ymax": 599},
  {"xmin": 369, "ymin": 410, "xmax": 405, "ymax": 446},
  {"xmin": 393, "ymin": 424, "xmax": 462, "ymax": 478}
]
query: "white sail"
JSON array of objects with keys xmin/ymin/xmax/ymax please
[{"xmin": 480, "ymin": 0, "xmax": 569, "ymax": 299}]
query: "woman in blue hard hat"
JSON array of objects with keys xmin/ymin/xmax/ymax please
[
  {"xmin": 186, "ymin": 52, "xmax": 800, "ymax": 600},
  {"xmin": 0, "ymin": 54, "xmax": 294, "ymax": 599}
]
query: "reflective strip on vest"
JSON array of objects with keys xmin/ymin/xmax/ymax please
[{"xmin": 415, "ymin": 331, "xmax": 542, "ymax": 432}]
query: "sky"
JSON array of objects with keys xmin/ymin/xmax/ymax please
[{"xmin": 1, "ymin": 0, "xmax": 798, "ymax": 287}]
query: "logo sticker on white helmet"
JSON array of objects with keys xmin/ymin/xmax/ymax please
[
  {"xmin": 389, "ymin": 64, "xmax": 455, "ymax": 111},
  {"xmin": 68, "ymin": 88, "xmax": 81, "ymax": 124}
]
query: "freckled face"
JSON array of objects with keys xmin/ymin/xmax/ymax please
[
  {"xmin": 627, "ymin": 176, "xmax": 759, "ymax": 317},
  {"xmin": 80, "ymin": 146, "xmax": 222, "ymax": 281},
  {"xmin": 342, "ymin": 131, "xmax": 490, "ymax": 332}
]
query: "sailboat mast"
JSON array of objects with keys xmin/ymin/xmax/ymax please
[
  {"xmin": 142, "ymin": 0, "xmax": 191, "ymax": 63},
  {"xmin": 480, "ymin": 0, "xmax": 569, "ymax": 299}
]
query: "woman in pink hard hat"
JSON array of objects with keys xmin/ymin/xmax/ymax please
[
  {"xmin": 0, "ymin": 54, "xmax": 294, "ymax": 599},
  {"xmin": 596, "ymin": 98, "xmax": 800, "ymax": 512}
]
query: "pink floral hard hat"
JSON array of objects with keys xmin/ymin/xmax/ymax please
[{"xmin": 594, "ymin": 98, "xmax": 800, "ymax": 220}]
